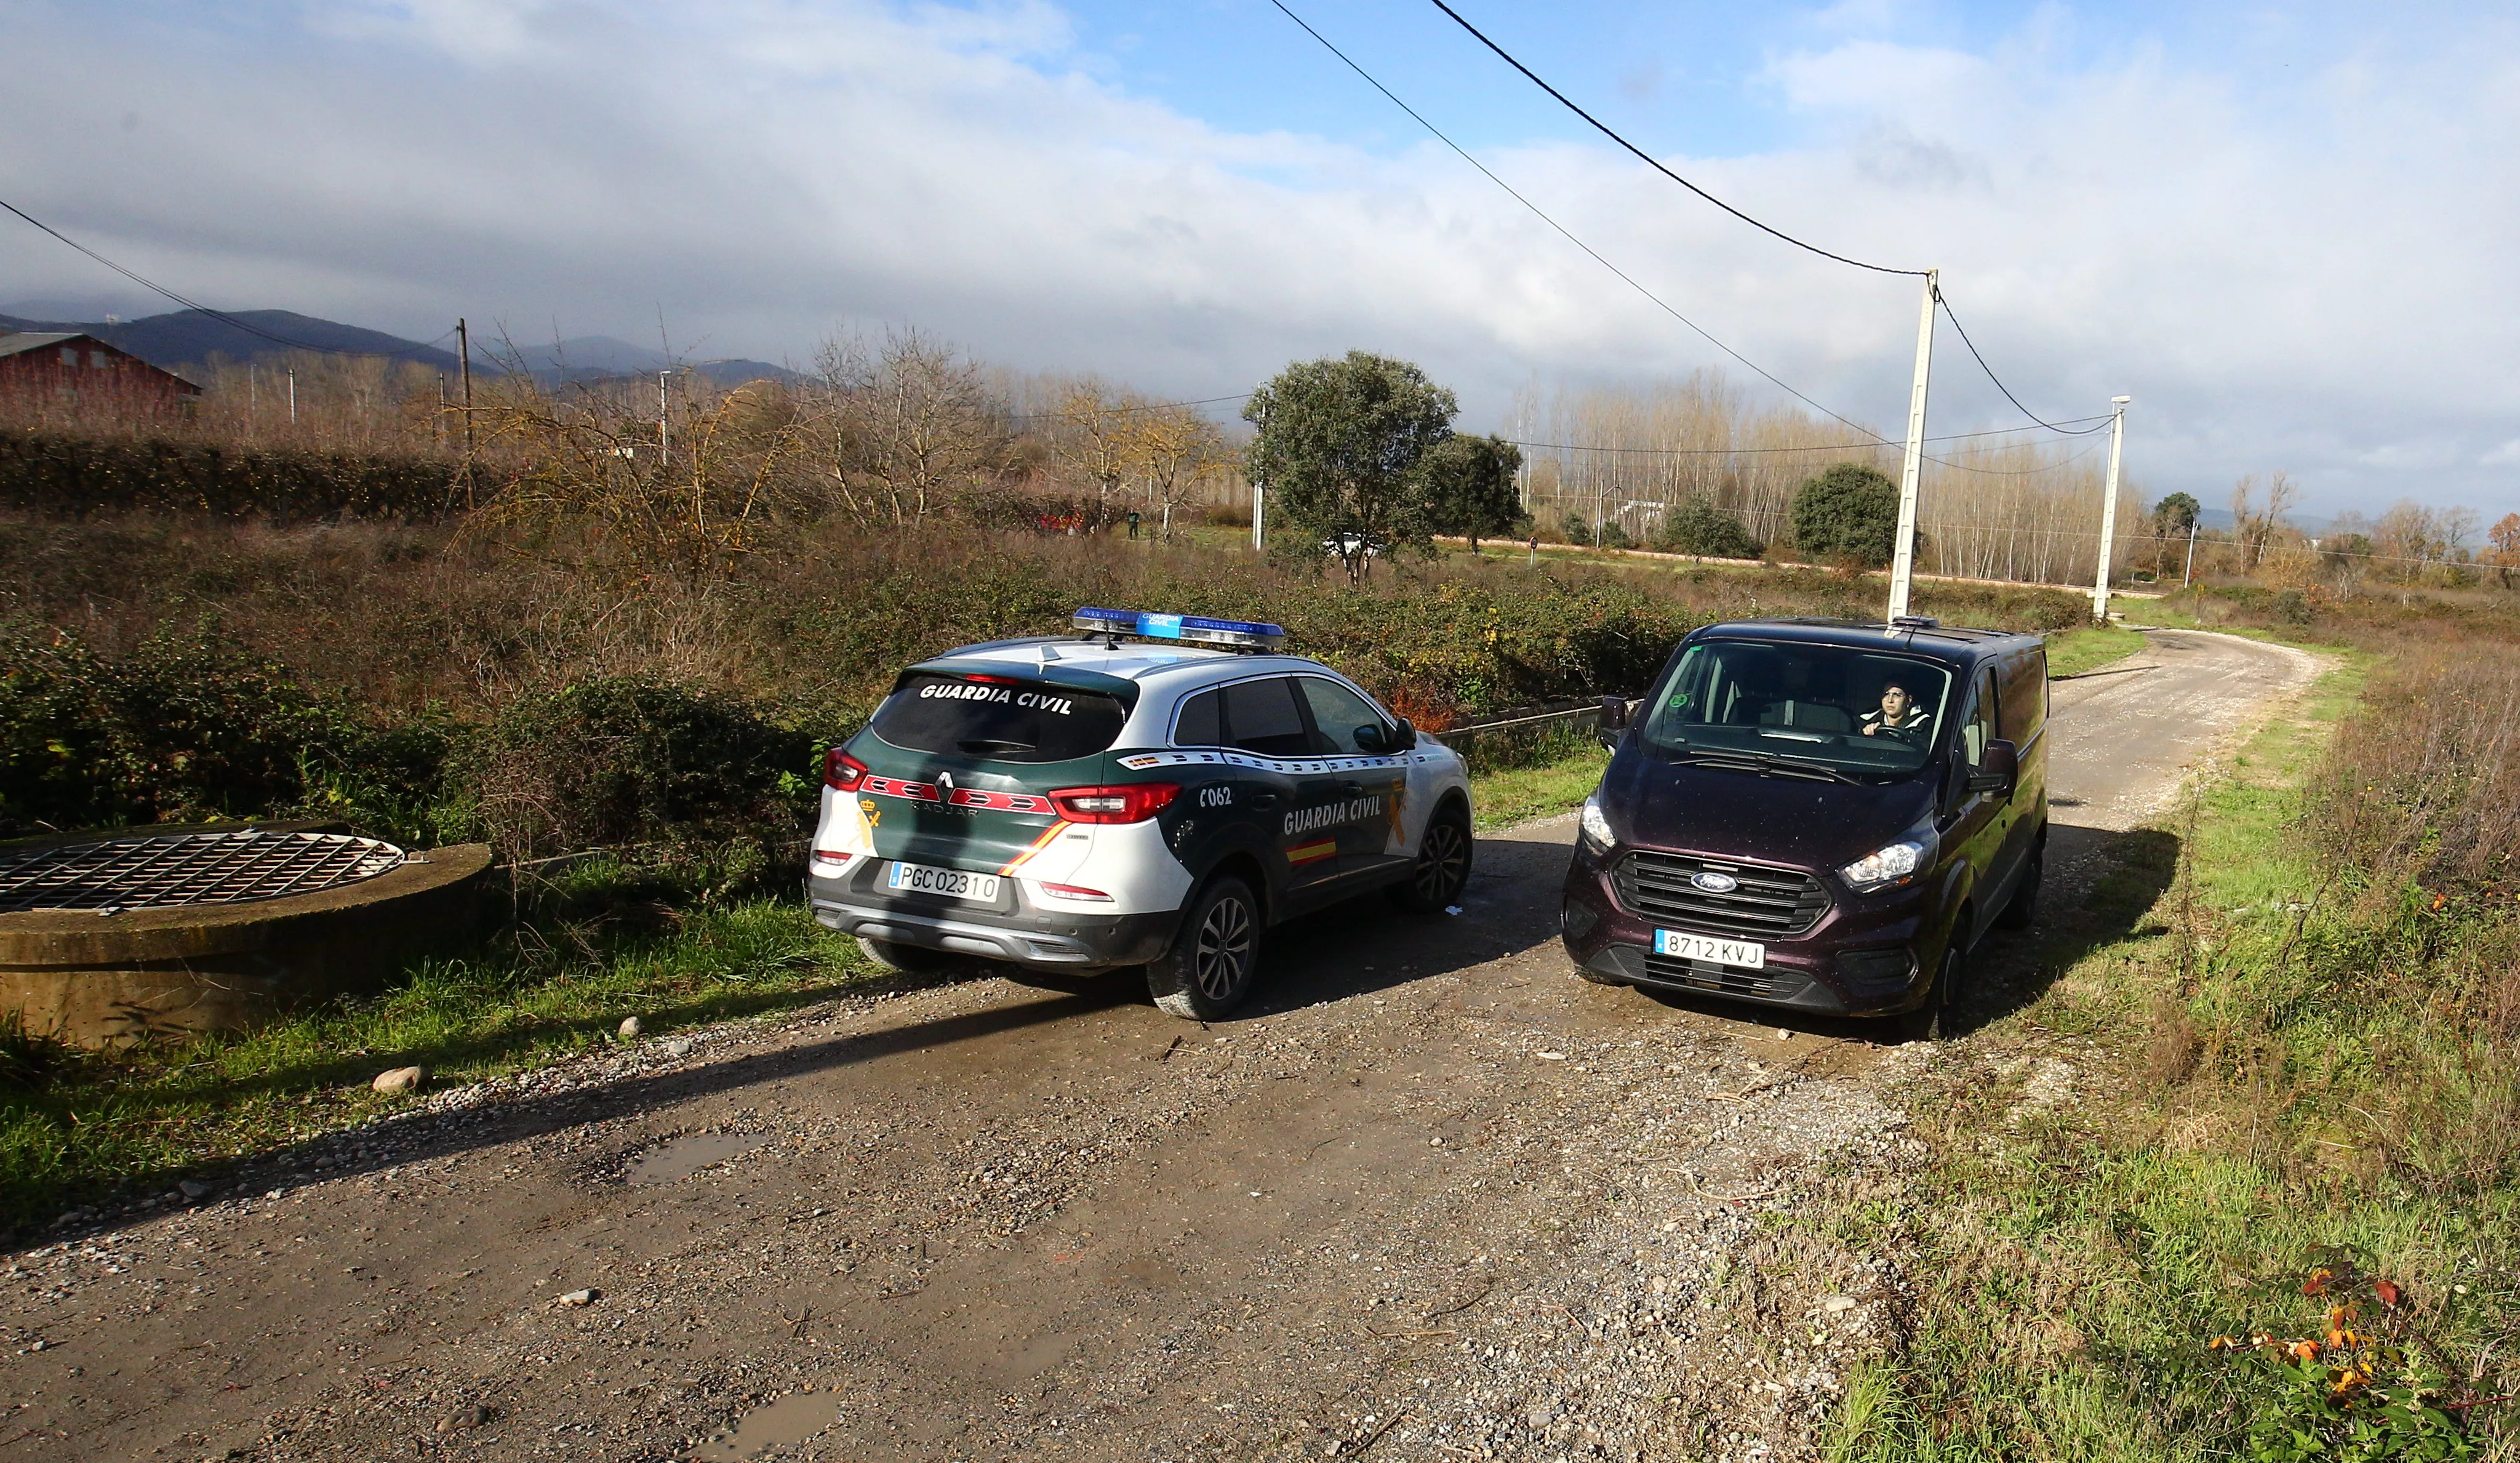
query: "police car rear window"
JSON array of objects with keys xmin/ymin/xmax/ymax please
[{"xmin": 870, "ymin": 674, "xmax": 1129, "ymax": 763}]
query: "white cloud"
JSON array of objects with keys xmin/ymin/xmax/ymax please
[{"xmin": 0, "ymin": 0, "xmax": 2514, "ymax": 518}]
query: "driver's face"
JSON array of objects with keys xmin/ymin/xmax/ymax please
[{"xmin": 1880, "ymin": 686, "xmax": 1913, "ymax": 719}]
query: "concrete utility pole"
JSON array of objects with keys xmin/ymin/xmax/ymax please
[
  {"xmin": 2093, "ymin": 395, "xmax": 2132, "ymax": 622},
  {"xmin": 2183, "ymin": 520, "xmax": 2199, "ymax": 587},
  {"xmin": 286, "ymin": 368, "xmax": 297, "ymax": 425},
  {"xmin": 1886, "ymin": 269, "xmax": 1937, "ymax": 622},
  {"xmin": 658, "ymin": 372, "xmax": 671, "ymax": 464},
  {"xmin": 1250, "ymin": 400, "xmax": 1268, "ymax": 552}
]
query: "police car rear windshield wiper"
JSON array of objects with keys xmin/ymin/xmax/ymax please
[
  {"xmin": 958, "ymin": 739, "xmax": 1037, "ymax": 755},
  {"xmin": 1669, "ymin": 748, "xmax": 1863, "ymax": 785}
]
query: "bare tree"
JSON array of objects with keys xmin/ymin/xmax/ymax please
[{"xmin": 809, "ymin": 329, "xmax": 1009, "ymax": 525}]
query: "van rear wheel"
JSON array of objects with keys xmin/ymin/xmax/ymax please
[{"xmin": 1148, "ymin": 876, "xmax": 1261, "ymax": 1021}]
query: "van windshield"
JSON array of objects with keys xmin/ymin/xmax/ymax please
[
  {"xmin": 1638, "ymin": 641, "xmax": 1953, "ymax": 778},
  {"xmin": 870, "ymin": 673, "xmax": 1129, "ymax": 763}
]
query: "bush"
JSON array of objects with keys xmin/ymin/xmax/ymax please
[
  {"xmin": 0, "ymin": 627, "xmax": 446, "ymax": 840},
  {"xmin": 1654, "ymin": 497, "xmax": 1763, "ymax": 559},
  {"xmin": 448, "ymin": 678, "xmax": 816, "ymax": 860},
  {"xmin": 0, "ymin": 428, "xmax": 458, "ymax": 521},
  {"xmin": 1790, "ymin": 462, "xmax": 1898, "ymax": 567}
]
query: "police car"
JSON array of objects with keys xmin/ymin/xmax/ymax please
[{"xmin": 806, "ymin": 607, "xmax": 1475, "ymax": 1019}]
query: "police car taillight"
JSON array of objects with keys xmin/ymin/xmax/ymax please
[
  {"xmin": 1038, "ymin": 882, "xmax": 1114, "ymax": 903},
  {"xmin": 810, "ymin": 850, "xmax": 854, "ymax": 872},
  {"xmin": 823, "ymin": 748, "xmax": 870, "ymax": 792},
  {"xmin": 1048, "ymin": 783, "xmax": 1180, "ymax": 824}
]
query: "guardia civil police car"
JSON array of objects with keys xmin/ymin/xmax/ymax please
[{"xmin": 806, "ymin": 607, "xmax": 1474, "ymax": 1019}]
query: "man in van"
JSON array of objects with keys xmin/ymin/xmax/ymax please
[{"xmin": 1858, "ymin": 681, "xmax": 1932, "ymax": 747}]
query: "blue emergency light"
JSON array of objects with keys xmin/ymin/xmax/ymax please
[{"xmin": 1072, "ymin": 606, "xmax": 1286, "ymax": 652}]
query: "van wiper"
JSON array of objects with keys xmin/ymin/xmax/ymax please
[
  {"xmin": 958, "ymin": 739, "xmax": 1036, "ymax": 755},
  {"xmin": 1669, "ymin": 748, "xmax": 1862, "ymax": 785}
]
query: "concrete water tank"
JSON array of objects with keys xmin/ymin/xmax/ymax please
[{"xmin": 0, "ymin": 822, "xmax": 492, "ymax": 1046}]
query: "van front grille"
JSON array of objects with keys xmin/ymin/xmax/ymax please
[{"xmin": 1614, "ymin": 851, "xmax": 1830, "ymax": 938}]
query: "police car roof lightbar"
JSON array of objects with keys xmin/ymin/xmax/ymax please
[{"xmin": 1071, "ymin": 607, "xmax": 1286, "ymax": 653}]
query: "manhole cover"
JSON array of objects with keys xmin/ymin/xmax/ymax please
[{"xmin": 0, "ymin": 830, "xmax": 409, "ymax": 914}]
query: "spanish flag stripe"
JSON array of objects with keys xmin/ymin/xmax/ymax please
[
  {"xmin": 999, "ymin": 820, "xmax": 1071, "ymax": 875},
  {"xmin": 1286, "ymin": 838, "xmax": 1337, "ymax": 866}
]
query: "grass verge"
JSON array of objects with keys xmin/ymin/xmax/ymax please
[
  {"xmin": 2046, "ymin": 621, "xmax": 2150, "ymax": 678},
  {"xmin": 1817, "ymin": 649, "xmax": 2519, "ymax": 1460}
]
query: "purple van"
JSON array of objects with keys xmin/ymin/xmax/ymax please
[{"xmin": 1560, "ymin": 617, "xmax": 2047, "ymax": 1038}]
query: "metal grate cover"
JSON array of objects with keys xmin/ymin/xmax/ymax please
[{"xmin": 0, "ymin": 831, "xmax": 407, "ymax": 914}]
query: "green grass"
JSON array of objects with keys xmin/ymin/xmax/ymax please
[
  {"xmin": 1817, "ymin": 652, "xmax": 2518, "ymax": 1461},
  {"xmin": 2046, "ymin": 621, "xmax": 2150, "ymax": 678},
  {"xmin": 1466, "ymin": 742, "xmax": 1609, "ymax": 832}
]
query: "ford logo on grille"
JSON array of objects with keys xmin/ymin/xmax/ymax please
[{"xmin": 1691, "ymin": 871, "xmax": 1740, "ymax": 894}]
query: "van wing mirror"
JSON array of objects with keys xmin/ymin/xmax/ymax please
[
  {"xmin": 1596, "ymin": 695, "xmax": 1628, "ymax": 748},
  {"xmin": 1968, "ymin": 739, "xmax": 2018, "ymax": 795}
]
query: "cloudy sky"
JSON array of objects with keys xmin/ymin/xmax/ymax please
[{"xmin": 3, "ymin": 0, "xmax": 2516, "ymax": 519}]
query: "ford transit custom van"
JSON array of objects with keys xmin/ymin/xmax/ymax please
[{"xmin": 1560, "ymin": 617, "xmax": 2047, "ymax": 1038}]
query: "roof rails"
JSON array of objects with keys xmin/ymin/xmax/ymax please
[{"xmin": 1070, "ymin": 606, "xmax": 1287, "ymax": 654}]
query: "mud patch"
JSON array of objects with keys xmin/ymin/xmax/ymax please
[
  {"xmin": 628, "ymin": 1132, "xmax": 768, "ymax": 1187},
  {"xmin": 695, "ymin": 1389, "xmax": 841, "ymax": 1461}
]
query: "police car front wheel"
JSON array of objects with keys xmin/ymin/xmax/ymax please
[
  {"xmin": 1390, "ymin": 804, "xmax": 1474, "ymax": 913},
  {"xmin": 1148, "ymin": 876, "xmax": 1261, "ymax": 1021}
]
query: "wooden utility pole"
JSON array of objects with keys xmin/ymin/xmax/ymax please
[{"xmin": 457, "ymin": 318, "xmax": 475, "ymax": 509}]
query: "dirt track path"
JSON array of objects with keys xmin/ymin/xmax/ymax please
[{"xmin": 0, "ymin": 631, "xmax": 2321, "ymax": 1463}]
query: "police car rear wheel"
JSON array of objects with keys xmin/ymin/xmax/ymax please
[
  {"xmin": 1390, "ymin": 805, "xmax": 1473, "ymax": 913},
  {"xmin": 1148, "ymin": 877, "xmax": 1260, "ymax": 1020}
]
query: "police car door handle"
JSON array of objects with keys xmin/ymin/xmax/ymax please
[
  {"xmin": 1247, "ymin": 791, "xmax": 1281, "ymax": 808},
  {"xmin": 1338, "ymin": 780, "xmax": 1366, "ymax": 795}
]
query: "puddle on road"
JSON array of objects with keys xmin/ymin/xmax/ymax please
[
  {"xmin": 695, "ymin": 1389, "xmax": 841, "ymax": 1461},
  {"xmin": 627, "ymin": 1132, "xmax": 767, "ymax": 1186}
]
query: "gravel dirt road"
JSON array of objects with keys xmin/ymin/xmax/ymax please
[{"xmin": 1, "ymin": 630, "xmax": 2322, "ymax": 1463}]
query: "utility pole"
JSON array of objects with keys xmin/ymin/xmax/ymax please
[
  {"xmin": 286, "ymin": 368, "xmax": 297, "ymax": 425},
  {"xmin": 2183, "ymin": 520, "xmax": 2199, "ymax": 588},
  {"xmin": 658, "ymin": 371, "xmax": 671, "ymax": 464},
  {"xmin": 2093, "ymin": 395, "xmax": 2132, "ymax": 622},
  {"xmin": 434, "ymin": 373, "xmax": 447, "ymax": 447},
  {"xmin": 457, "ymin": 318, "xmax": 475, "ymax": 510},
  {"xmin": 1886, "ymin": 269, "xmax": 1938, "ymax": 622},
  {"xmin": 1250, "ymin": 401, "xmax": 1268, "ymax": 552}
]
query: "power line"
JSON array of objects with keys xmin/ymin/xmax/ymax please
[
  {"xmin": 1507, "ymin": 417, "xmax": 2111, "ymax": 457},
  {"xmin": 0, "ymin": 194, "xmax": 418, "ymax": 359},
  {"xmin": 1270, "ymin": 2, "xmax": 2076, "ymax": 481},
  {"xmin": 1422, "ymin": 1, "xmax": 1925, "ymax": 278},
  {"xmin": 1934, "ymin": 295, "xmax": 2111, "ymax": 435},
  {"xmin": 1422, "ymin": 1, "xmax": 2107, "ymax": 440}
]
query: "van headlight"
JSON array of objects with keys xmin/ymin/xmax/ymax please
[
  {"xmin": 1839, "ymin": 835, "xmax": 1933, "ymax": 891},
  {"xmin": 1578, "ymin": 793, "xmax": 1616, "ymax": 851}
]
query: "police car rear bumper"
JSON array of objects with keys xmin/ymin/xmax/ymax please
[{"xmin": 804, "ymin": 873, "xmax": 1178, "ymax": 969}]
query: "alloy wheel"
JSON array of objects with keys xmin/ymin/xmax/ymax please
[{"xmin": 1192, "ymin": 892, "xmax": 1254, "ymax": 1001}]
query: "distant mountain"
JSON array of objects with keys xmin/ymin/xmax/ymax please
[
  {"xmin": 0, "ymin": 308, "xmax": 801, "ymax": 389},
  {"xmin": 506, "ymin": 334, "xmax": 805, "ymax": 388},
  {"xmin": 0, "ymin": 307, "xmax": 468, "ymax": 375}
]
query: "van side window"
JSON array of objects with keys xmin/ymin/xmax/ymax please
[
  {"xmin": 1999, "ymin": 650, "xmax": 2043, "ymax": 742},
  {"xmin": 1173, "ymin": 688, "xmax": 1225, "ymax": 748},
  {"xmin": 1961, "ymin": 667, "xmax": 1997, "ymax": 766},
  {"xmin": 1222, "ymin": 678, "xmax": 1313, "ymax": 757}
]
